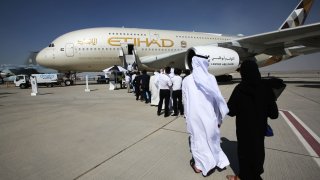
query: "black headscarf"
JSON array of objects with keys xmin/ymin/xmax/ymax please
[{"xmin": 240, "ymin": 60, "xmax": 261, "ymax": 86}]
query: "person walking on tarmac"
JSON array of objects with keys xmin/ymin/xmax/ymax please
[
  {"xmin": 171, "ymin": 68, "xmax": 183, "ymax": 116},
  {"xmin": 140, "ymin": 70, "xmax": 151, "ymax": 103},
  {"xmin": 226, "ymin": 60, "xmax": 278, "ymax": 180},
  {"xmin": 157, "ymin": 66, "xmax": 172, "ymax": 117},
  {"xmin": 182, "ymin": 56, "xmax": 230, "ymax": 176},
  {"xmin": 133, "ymin": 71, "xmax": 142, "ymax": 101}
]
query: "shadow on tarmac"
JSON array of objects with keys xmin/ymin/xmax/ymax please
[
  {"xmin": 0, "ymin": 92, "xmax": 17, "ymax": 95},
  {"xmin": 284, "ymin": 80, "xmax": 320, "ymax": 84},
  {"xmin": 221, "ymin": 137, "xmax": 239, "ymax": 175},
  {"xmin": 297, "ymin": 84, "xmax": 320, "ymax": 89},
  {"xmin": 38, "ymin": 93, "xmax": 54, "ymax": 95},
  {"xmin": 89, "ymin": 89, "xmax": 99, "ymax": 91},
  {"xmin": 0, "ymin": 92, "xmax": 17, "ymax": 98}
]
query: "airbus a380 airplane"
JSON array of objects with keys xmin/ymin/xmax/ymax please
[{"xmin": 36, "ymin": 0, "xmax": 320, "ymax": 77}]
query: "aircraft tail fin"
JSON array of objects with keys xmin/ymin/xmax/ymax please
[{"xmin": 279, "ymin": 0, "xmax": 314, "ymax": 30}]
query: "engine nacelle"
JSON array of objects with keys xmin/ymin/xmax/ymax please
[{"xmin": 185, "ymin": 46, "xmax": 240, "ymax": 76}]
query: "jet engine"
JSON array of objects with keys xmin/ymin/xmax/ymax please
[{"xmin": 185, "ymin": 46, "xmax": 240, "ymax": 76}]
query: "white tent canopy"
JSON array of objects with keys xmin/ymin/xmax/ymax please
[
  {"xmin": 103, "ymin": 65, "xmax": 127, "ymax": 90},
  {"xmin": 103, "ymin": 65, "xmax": 127, "ymax": 73}
]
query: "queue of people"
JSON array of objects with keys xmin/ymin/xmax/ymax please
[
  {"xmin": 121, "ymin": 56, "xmax": 279, "ymax": 179},
  {"xmin": 126, "ymin": 66, "xmax": 186, "ymax": 118}
]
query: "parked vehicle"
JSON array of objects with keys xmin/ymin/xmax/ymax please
[
  {"xmin": 14, "ymin": 74, "xmax": 63, "ymax": 89},
  {"xmin": 96, "ymin": 75, "xmax": 109, "ymax": 84}
]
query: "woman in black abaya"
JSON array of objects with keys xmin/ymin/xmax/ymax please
[{"xmin": 227, "ymin": 61, "xmax": 278, "ymax": 180}]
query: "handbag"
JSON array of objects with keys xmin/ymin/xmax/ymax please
[
  {"xmin": 265, "ymin": 124, "xmax": 274, "ymax": 137},
  {"xmin": 262, "ymin": 77, "xmax": 286, "ymax": 100}
]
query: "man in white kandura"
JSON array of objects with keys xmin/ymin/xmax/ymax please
[
  {"xmin": 149, "ymin": 71, "xmax": 160, "ymax": 106},
  {"xmin": 182, "ymin": 55, "xmax": 230, "ymax": 176}
]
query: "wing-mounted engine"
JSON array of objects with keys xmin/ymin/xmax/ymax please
[{"xmin": 185, "ymin": 46, "xmax": 240, "ymax": 76}]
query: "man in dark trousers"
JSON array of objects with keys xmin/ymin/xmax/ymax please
[
  {"xmin": 227, "ymin": 60, "xmax": 278, "ymax": 180},
  {"xmin": 171, "ymin": 68, "xmax": 183, "ymax": 116},
  {"xmin": 133, "ymin": 71, "xmax": 142, "ymax": 101},
  {"xmin": 157, "ymin": 66, "xmax": 172, "ymax": 117},
  {"xmin": 140, "ymin": 70, "xmax": 151, "ymax": 103}
]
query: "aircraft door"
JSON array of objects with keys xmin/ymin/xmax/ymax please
[
  {"xmin": 65, "ymin": 43, "xmax": 74, "ymax": 57},
  {"xmin": 120, "ymin": 43, "xmax": 136, "ymax": 68},
  {"xmin": 128, "ymin": 44, "xmax": 134, "ymax": 55},
  {"xmin": 120, "ymin": 43, "xmax": 134, "ymax": 55}
]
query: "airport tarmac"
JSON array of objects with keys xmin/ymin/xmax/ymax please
[{"xmin": 0, "ymin": 72, "xmax": 319, "ymax": 180}]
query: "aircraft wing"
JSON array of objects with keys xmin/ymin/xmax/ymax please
[
  {"xmin": 138, "ymin": 23, "xmax": 320, "ymax": 71},
  {"xmin": 219, "ymin": 22, "xmax": 320, "ymax": 58},
  {"xmin": 138, "ymin": 50, "xmax": 187, "ymax": 70}
]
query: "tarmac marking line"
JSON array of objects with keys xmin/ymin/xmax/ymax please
[
  {"xmin": 161, "ymin": 128, "xmax": 187, "ymax": 134},
  {"xmin": 280, "ymin": 110, "xmax": 320, "ymax": 167},
  {"xmin": 73, "ymin": 118, "xmax": 178, "ymax": 180},
  {"xmin": 287, "ymin": 89, "xmax": 320, "ymax": 105},
  {"xmin": 265, "ymin": 147, "xmax": 319, "ymax": 158}
]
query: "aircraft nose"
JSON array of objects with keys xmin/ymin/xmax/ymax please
[{"xmin": 36, "ymin": 48, "xmax": 50, "ymax": 67}]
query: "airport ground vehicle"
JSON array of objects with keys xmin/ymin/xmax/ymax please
[
  {"xmin": 14, "ymin": 74, "xmax": 63, "ymax": 89},
  {"xmin": 96, "ymin": 75, "xmax": 109, "ymax": 84}
]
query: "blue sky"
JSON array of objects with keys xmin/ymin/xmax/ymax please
[{"xmin": 0, "ymin": 0, "xmax": 319, "ymax": 71}]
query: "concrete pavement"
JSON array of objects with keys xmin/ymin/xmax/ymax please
[{"xmin": 0, "ymin": 72, "xmax": 319, "ymax": 180}]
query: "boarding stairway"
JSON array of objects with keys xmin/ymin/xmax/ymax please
[{"xmin": 119, "ymin": 43, "xmax": 138, "ymax": 71}]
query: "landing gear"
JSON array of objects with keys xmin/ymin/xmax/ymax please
[
  {"xmin": 216, "ymin": 75, "xmax": 233, "ymax": 82},
  {"xmin": 61, "ymin": 71, "xmax": 75, "ymax": 86},
  {"xmin": 64, "ymin": 79, "xmax": 73, "ymax": 86}
]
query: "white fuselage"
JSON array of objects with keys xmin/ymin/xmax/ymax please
[
  {"xmin": 36, "ymin": 27, "xmax": 236, "ymax": 72},
  {"xmin": 36, "ymin": 0, "xmax": 320, "ymax": 75}
]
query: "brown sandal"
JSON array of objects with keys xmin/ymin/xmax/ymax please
[
  {"xmin": 190, "ymin": 159, "xmax": 202, "ymax": 173},
  {"xmin": 226, "ymin": 175, "xmax": 240, "ymax": 180}
]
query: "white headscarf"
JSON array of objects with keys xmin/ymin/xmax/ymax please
[
  {"xmin": 192, "ymin": 56, "xmax": 212, "ymax": 96},
  {"xmin": 192, "ymin": 56, "xmax": 229, "ymax": 121}
]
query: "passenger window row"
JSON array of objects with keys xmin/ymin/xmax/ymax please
[
  {"xmin": 176, "ymin": 35, "xmax": 230, "ymax": 41},
  {"xmin": 76, "ymin": 47, "xmax": 183, "ymax": 51},
  {"xmin": 108, "ymin": 33, "xmax": 147, "ymax": 36}
]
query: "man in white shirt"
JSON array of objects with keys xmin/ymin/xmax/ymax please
[
  {"xmin": 171, "ymin": 68, "xmax": 183, "ymax": 116},
  {"xmin": 125, "ymin": 73, "xmax": 131, "ymax": 93},
  {"xmin": 127, "ymin": 63, "xmax": 132, "ymax": 71},
  {"xmin": 131, "ymin": 72, "xmax": 136, "ymax": 94},
  {"xmin": 157, "ymin": 66, "xmax": 172, "ymax": 117}
]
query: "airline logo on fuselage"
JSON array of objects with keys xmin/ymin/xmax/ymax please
[
  {"xmin": 108, "ymin": 37, "xmax": 174, "ymax": 48},
  {"xmin": 77, "ymin": 38, "xmax": 97, "ymax": 45}
]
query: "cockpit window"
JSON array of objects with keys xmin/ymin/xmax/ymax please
[{"xmin": 48, "ymin": 43, "xmax": 55, "ymax": 47}]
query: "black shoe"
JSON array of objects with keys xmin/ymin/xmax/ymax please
[
  {"xmin": 164, "ymin": 114, "xmax": 170, "ymax": 117},
  {"xmin": 157, "ymin": 112, "xmax": 161, "ymax": 116},
  {"xmin": 171, "ymin": 114, "xmax": 178, "ymax": 116}
]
